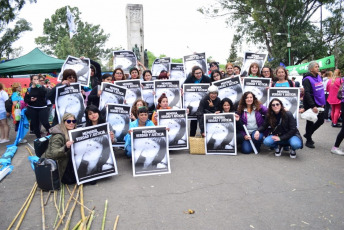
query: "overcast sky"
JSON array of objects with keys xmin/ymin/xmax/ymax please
[{"xmin": 12, "ymin": 0, "xmax": 249, "ymax": 64}]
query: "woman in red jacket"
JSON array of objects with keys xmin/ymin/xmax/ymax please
[{"xmin": 327, "ymin": 69, "xmax": 342, "ymax": 127}]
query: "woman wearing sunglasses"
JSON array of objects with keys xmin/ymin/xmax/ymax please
[
  {"xmin": 254, "ymin": 99, "xmax": 303, "ymax": 158},
  {"xmin": 41, "ymin": 113, "xmax": 77, "ymax": 184}
]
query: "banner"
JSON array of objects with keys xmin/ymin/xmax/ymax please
[
  {"xmin": 157, "ymin": 109, "xmax": 188, "ymax": 150},
  {"xmin": 241, "ymin": 52, "xmax": 268, "ymax": 77},
  {"xmin": 70, "ymin": 123, "xmax": 118, "ymax": 185},
  {"xmin": 243, "ymin": 77, "xmax": 271, "ymax": 106},
  {"xmin": 114, "ymin": 79, "xmax": 141, "ymax": 107},
  {"xmin": 154, "ymin": 80, "xmax": 181, "ymax": 108},
  {"xmin": 204, "ymin": 113, "xmax": 236, "ymax": 155},
  {"xmin": 99, "ymin": 82, "xmax": 126, "ymax": 112},
  {"xmin": 131, "ymin": 126, "xmax": 170, "ymax": 177},
  {"xmin": 212, "ymin": 76, "xmax": 243, "ymax": 108},
  {"xmin": 55, "ymin": 83, "xmax": 86, "ymax": 125},
  {"xmin": 106, "ymin": 103, "xmax": 131, "ymax": 146},
  {"xmin": 286, "ymin": 55, "xmax": 335, "ymax": 75},
  {"xmin": 58, "ymin": 56, "xmax": 90, "ymax": 87},
  {"xmin": 268, "ymin": 87, "xmax": 300, "ymax": 126},
  {"xmin": 141, "ymin": 81, "xmax": 155, "ymax": 112},
  {"xmin": 183, "ymin": 83, "xmax": 209, "ymax": 120},
  {"xmin": 151, "ymin": 57, "xmax": 171, "ymax": 77},
  {"xmin": 183, "ymin": 52, "xmax": 207, "ymax": 77},
  {"xmin": 169, "ymin": 63, "xmax": 185, "ymax": 86},
  {"xmin": 113, "ymin": 51, "xmax": 137, "ymax": 74}
]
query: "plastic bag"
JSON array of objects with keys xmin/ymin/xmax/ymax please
[
  {"xmin": 14, "ymin": 104, "xmax": 21, "ymax": 121},
  {"xmin": 300, "ymin": 108, "xmax": 324, "ymax": 123}
]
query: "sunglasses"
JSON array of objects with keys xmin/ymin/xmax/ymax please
[
  {"xmin": 65, "ymin": 119, "xmax": 77, "ymax": 124},
  {"xmin": 271, "ymin": 103, "xmax": 280, "ymax": 107},
  {"xmin": 67, "ymin": 76, "xmax": 77, "ymax": 80}
]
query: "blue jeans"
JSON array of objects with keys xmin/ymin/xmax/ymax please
[
  {"xmin": 264, "ymin": 135, "xmax": 302, "ymax": 150},
  {"xmin": 241, "ymin": 130, "xmax": 264, "ymax": 154}
]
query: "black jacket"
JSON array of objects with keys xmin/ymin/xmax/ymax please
[
  {"xmin": 196, "ymin": 95, "xmax": 221, "ymax": 134},
  {"xmin": 24, "ymin": 86, "xmax": 48, "ymax": 107},
  {"xmin": 183, "ymin": 74, "xmax": 211, "ymax": 84}
]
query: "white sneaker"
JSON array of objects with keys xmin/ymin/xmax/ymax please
[
  {"xmin": 0, "ymin": 139, "xmax": 4, "ymax": 143},
  {"xmin": 274, "ymin": 146, "xmax": 283, "ymax": 157},
  {"xmin": 19, "ymin": 139, "xmax": 27, "ymax": 144},
  {"xmin": 1, "ymin": 139, "xmax": 10, "ymax": 143},
  {"xmin": 331, "ymin": 147, "xmax": 344, "ymax": 156}
]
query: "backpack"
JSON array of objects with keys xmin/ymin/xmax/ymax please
[
  {"xmin": 5, "ymin": 97, "xmax": 13, "ymax": 113},
  {"xmin": 34, "ymin": 135, "xmax": 52, "ymax": 158},
  {"xmin": 34, "ymin": 158, "xmax": 60, "ymax": 191}
]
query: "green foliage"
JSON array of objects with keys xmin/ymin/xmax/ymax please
[
  {"xmin": 171, "ymin": 58, "xmax": 183, "ymax": 63},
  {"xmin": 147, "ymin": 50, "xmax": 156, "ymax": 69},
  {"xmin": 35, "ymin": 6, "xmax": 110, "ymax": 61},
  {"xmin": 198, "ymin": 0, "xmax": 341, "ymax": 67}
]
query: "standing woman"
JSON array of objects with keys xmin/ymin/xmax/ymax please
[
  {"xmin": 261, "ymin": 66, "xmax": 276, "ymax": 81},
  {"xmin": 302, "ymin": 61, "xmax": 326, "ymax": 148},
  {"xmin": 113, "ymin": 68, "xmax": 126, "ymax": 81},
  {"xmin": 183, "ymin": 66, "xmax": 211, "ymax": 136},
  {"xmin": 326, "ymin": 69, "xmax": 342, "ymax": 127},
  {"xmin": 24, "ymin": 75, "xmax": 51, "ymax": 138},
  {"xmin": 0, "ymin": 83, "xmax": 9, "ymax": 143},
  {"xmin": 223, "ymin": 62, "xmax": 235, "ymax": 78},
  {"xmin": 255, "ymin": 99, "xmax": 303, "ymax": 158},
  {"xmin": 237, "ymin": 91, "xmax": 267, "ymax": 154},
  {"xmin": 248, "ymin": 62, "xmax": 260, "ymax": 78},
  {"xmin": 11, "ymin": 82, "xmax": 24, "ymax": 135},
  {"xmin": 272, "ymin": 66, "xmax": 294, "ymax": 87},
  {"xmin": 41, "ymin": 113, "xmax": 77, "ymax": 184}
]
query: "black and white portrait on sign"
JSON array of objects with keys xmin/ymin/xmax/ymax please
[
  {"xmin": 56, "ymin": 83, "xmax": 86, "ymax": 125},
  {"xmin": 183, "ymin": 84, "xmax": 209, "ymax": 119},
  {"xmin": 114, "ymin": 80, "xmax": 141, "ymax": 107},
  {"xmin": 99, "ymin": 82, "xmax": 126, "ymax": 112},
  {"xmin": 154, "ymin": 80, "xmax": 181, "ymax": 108},
  {"xmin": 158, "ymin": 109, "xmax": 188, "ymax": 150},
  {"xmin": 268, "ymin": 87, "xmax": 300, "ymax": 126},
  {"xmin": 131, "ymin": 126, "xmax": 170, "ymax": 177},
  {"xmin": 183, "ymin": 53, "xmax": 207, "ymax": 77},
  {"xmin": 58, "ymin": 56, "xmax": 90, "ymax": 87},
  {"xmin": 151, "ymin": 57, "xmax": 171, "ymax": 77},
  {"xmin": 240, "ymin": 52, "xmax": 268, "ymax": 77},
  {"xmin": 106, "ymin": 104, "xmax": 130, "ymax": 146},
  {"xmin": 113, "ymin": 51, "xmax": 137, "ymax": 74},
  {"xmin": 212, "ymin": 77, "xmax": 243, "ymax": 109},
  {"xmin": 70, "ymin": 123, "xmax": 118, "ymax": 184},
  {"xmin": 243, "ymin": 78, "xmax": 271, "ymax": 106},
  {"xmin": 204, "ymin": 113, "xmax": 237, "ymax": 155},
  {"xmin": 141, "ymin": 81, "xmax": 155, "ymax": 112},
  {"xmin": 169, "ymin": 63, "xmax": 185, "ymax": 85}
]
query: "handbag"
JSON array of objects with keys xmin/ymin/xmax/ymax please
[
  {"xmin": 14, "ymin": 103, "xmax": 21, "ymax": 121},
  {"xmin": 337, "ymin": 78, "xmax": 343, "ymax": 100},
  {"xmin": 34, "ymin": 135, "xmax": 52, "ymax": 158},
  {"xmin": 34, "ymin": 158, "xmax": 60, "ymax": 191},
  {"xmin": 189, "ymin": 136, "xmax": 205, "ymax": 154}
]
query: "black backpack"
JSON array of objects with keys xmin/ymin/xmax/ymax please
[{"xmin": 5, "ymin": 97, "xmax": 12, "ymax": 113}]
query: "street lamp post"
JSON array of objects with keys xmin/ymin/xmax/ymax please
[{"xmin": 276, "ymin": 22, "xmax": 292, "ymax": 66}]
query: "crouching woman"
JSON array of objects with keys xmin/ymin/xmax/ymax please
[
  {"xmin": 254, "ymin": 99, "xmax": 303, "ymax": 158},
  {"xmin": 41, "ymin": 113, "xmax": 77, "ymax": 184}
]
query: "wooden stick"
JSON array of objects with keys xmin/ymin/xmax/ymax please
[
  {"xmin": 7, "ymin": 183, "xmax": 37, "ymax": 230},
  {"xmin": 14, "ymin": 183, "xmax": 38, "ymax": 230},
  {"xmin": 101, "ymin": 200, "xmax": 108, "ymax": 230},
  {"xmin": 62, "ymin": 184, "xmax": 65, "ymax": 214},
  {"xmin": 113, "ymin": 215, "xmax": 120, "ymax": 230},
  {"xmin": 78, "ymin": 213, "xmax": 91, "ymax": 230},
  {"xmin": 71, "ymin": 219, "xmax": 82, "ymax": 230},
  {"xmin": 86, "ymin": 210, "xmax": 95, "ymax": 230},
  {"xmin": 63, "ymin": 187, "xmax": 80, "ymax": 230},
  {"xmin": 65, "ymin": 184, "xmax": 92, "ymax": 212},
  {"xmin": 44, "ymin": 191, "xmax": 51, "ymax": 206},
  {"xmin": 80, "ymin": 184, "xmax": 86, "ymax": 221},
  {"xmin": 54, "ymin": 184, "xmax": 77, "ymax": 230},
  {"xmin": 41, "ymin": 190, "xmax": 45, "ymax": 230},
  {"xmin": 53, "ymin": 187, "xmax": 63, "ymax": 228},
  {"xmin": 25, "ymin": 146, "xmax": 34, "ymax": 156}
]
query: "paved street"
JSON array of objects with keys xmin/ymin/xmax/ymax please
[{"xmin": 1, "ymin": 118, "xmax": 344, "ymax": 230}]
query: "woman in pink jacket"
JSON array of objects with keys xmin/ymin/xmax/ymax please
[{"xmin": 327, "ymin": 69, "xmax": 342, "ymax": 127}]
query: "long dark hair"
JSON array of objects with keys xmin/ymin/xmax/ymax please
[
  {"xmin": 237, "ymin": 91, "xmax": 261, "ymax": 114},
  {"xmin": 85, "ymin": 105, "xmax": 105, "ymax": 126},
  {"xmin": 267, "ymin": 98, "xmax": 287, "ymax": 129},
  {"xmin": 157, "ymin": 93, "xmax": 168, "ymax": 109},
  {"xmin": 220, "ymin": 98, "xmax": 234, "ymax": 113}
]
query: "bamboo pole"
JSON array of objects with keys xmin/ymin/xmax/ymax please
[
  {"xmin": 63, "ymin": 187, "xmax": 80, "ymax": 230},
  {"xmin": 86, "ymin": 210, "xmax": 95, "ymax": 230},
  {"xmin": 80, "ymin": 184, "xmax": 85, "ymax": 221},
  {"xmin": 25, "ymin": 146, "xmax": 34, "ymax": 156},
  {"xmin": 78, "ymin": 213, "xmax": 91, "ymax": 230},
  {"xmin": 14, "ymin": 183, "xmax": 38, "ymax": 230},
  {"xmin": 41, "ymin": 190, "xmax": 45, "ymax": 230},
  {"xmin": 101, "ymin": 200, "xmax": 108, "ymax": 230},
  {"xmin": 54, "ymin": 184, "xmax": 77, "ymax": 230},
  {"xmin": 7, "ymin": 183, "xmax": 37, "ymax": 230},
  {"xmin": 65, "ymin": 184, "xmax": 92, "ymax": 212},
  {"xmin": 113, "ymin": 215, "xmax": 120, "ymax": 230},
  {"xmin": 53, "ymin": 186, "xmax": 63, "ymax": 228},
  {"xmin": 72, "ymin": 219, "xmax": 82, "ymax": 230},
  {"xmin": 62, "ymin": 184, "xmax": 65, "ymax": 214},
  {"xmin": 44, "ymin": 191, "xmax": 51, "ymax": 206}
]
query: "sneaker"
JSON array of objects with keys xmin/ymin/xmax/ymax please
[
  {"xmin": 303, "ymin": 134, "xmax": 314, "ymax": 144},
  {"xmin": 331, "ymin": 147, "xmax": 344, "ymax": 156},
  {"xmin": 19, "ymin": 139, "xmax": 27, "ymax": 144},
  {"xmin": 332, "ymin": 123, "xmax": 341, "ymax": 128},
  {"xmin": 290, "ymin": 150, "xmax": 296, "ymax": 158},
  {"xmin": 1, "ymin": 139, "xmax": 10, "ymax": 143},
  {"xmin": 274, "ymin": 146, "xmax": 283, "ymax": 157},
  {"xmin": 305, "ymin": 141, "xmax": 315, "ymax": 148}
]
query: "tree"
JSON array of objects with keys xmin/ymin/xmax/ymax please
[
  {"xmin": 227, "ymin": 35, "xmax": 240, "ymax": 63},
  {"xmin": 198, "ymin": 0, "xmax": 341, "ymax": 67},
  {"xmin": 35, "ymin": 6, "xmax": 111, "ymax": 61},
  {"xmin": 0, "ymin": 18, "xmax": 31, "ymax": 58}
]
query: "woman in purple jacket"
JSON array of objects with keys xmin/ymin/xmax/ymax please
[{"xmin": 237, "ymin": 91, "xmax": 267, "ymax": 154}]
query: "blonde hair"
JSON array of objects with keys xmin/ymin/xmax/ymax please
[
  {"xmin": 331, "ymin": 70, "xmax": 341, "ymax": 85},
  {"xmin": 59, "ymin": 113, "xmax": 76, "ymax": 141},
  {"xmin": 11, "ymin": 82, "xmax": 21, "ymax": 93}
]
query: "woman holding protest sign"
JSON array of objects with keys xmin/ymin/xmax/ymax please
[
  {"xmin": 24, "ymin": 75, "xmax": 51, "ymax": 138},
  {"xmin": 248, "ymin": 62, "xmax": 260, "ymax": 78},
  {"xmin": 152, "ymin": 93, "xmax": 171, "ymax": 125},
  {"xmin": 41, "ymin": 112, "xmax": 77, "ymax": 184},
  {"xmin": 210, "ymin": 70, "xmax": 222, "ymax": 82},
  {"xmin": 237, "ymin": 91, "xmax": 267, "ymax": 154},
  {"xmin": 113, "ymin": 68, "xmax": 126, "ymax": 81},
  {"xmin": 255, "ymin": 98, "xmax": 303, "ymax": 158}
]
